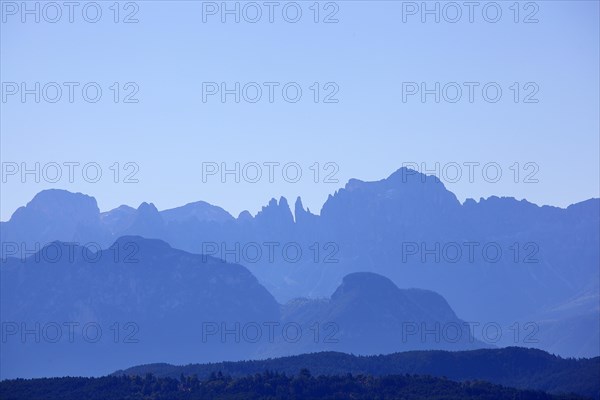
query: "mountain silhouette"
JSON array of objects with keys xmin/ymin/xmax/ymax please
[
  {"xmin": 2, "ymin": 239, "xmax": 477, "ymax": 379},
  {"xmin": 0, "ymin": 236, "xmax": 279, "ymax": 378},
  {"xmin": 266, "ymin": 272, "xmax": 484, "ymax": 357},
  {"xmin": 1, "ymin": 167, "xmax": 598, "ymax": 358},
  {"xmin": 160, "ymin": 201, "xmax": 234, "ymax": 224}
]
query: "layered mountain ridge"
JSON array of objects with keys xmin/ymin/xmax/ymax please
[
  {"xmin": 1, "ymin": 167, "xmax": 598, "ymax": 359},
  {"xmin": 1, "ymin": 237, "xmax": 477, "ymax": 379}
]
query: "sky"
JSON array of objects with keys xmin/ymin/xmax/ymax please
[{"xmin": 1, "ymin": 0, "xmax": 599, "ymax": 221}]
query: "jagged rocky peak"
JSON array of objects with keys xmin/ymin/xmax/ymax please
[
  {"xmin": 294, "ymin": 196, "xmax": 316, "ymax": 223},
  {"xmin": 255, "ymin": 196, "xmax": 294, "ymax": 225}
]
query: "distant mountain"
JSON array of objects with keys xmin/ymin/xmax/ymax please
[
  {"xmin": 1, "ymin": 189, "xmax": 105, "ymax": 246},
  {"xmin": 1, "ymin": 239, "xmax": 478, "ymax": 379},
  {"xmin": 532, "ymin": 286, "xmax": 600, "ymax": 357},
  {"xmin": 266, "ymin": 272, "xmax": 484, "ymax": 357},
  {"xmin": 1, "ymin": 168, "xmax": 598, "ymax": 357},
  {"xmin": 160, "ymin": 201, "xmax": 234, "ymax": 224},
  {"xmin": 0, "ymin": 236, "xmax": 280, "ymax": 378},
  {"xmin": 116, "ymin": 347, "xmax": 600, "ymax": 399},
  {"xmin": 121, "ymin": 202, "xmax": 167, "ymax": 239},
  {"xmin": 99, "ymin": 205, "xmax": 137, "ymax": 235}
]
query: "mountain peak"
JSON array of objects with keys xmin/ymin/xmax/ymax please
[
  {"xmin": 160, "ymin": 200, "xmax": 233, "ymax": 224},
  {"xmin": 331, "ymin": 272, "xmax": 400, "ymax": 301},
  {"xmin": 31, "ymin": 188, "xmax": 91, "ymax": 199},
  {"xmin": 255, "ymin": 196, "xmax": 294, "ymax": 226},
  {"xmin": 321, "ymin": 168, "xmax": 460, "ymax": 221},
  {"xmin": 111, "ymin": 235, "xmax": 173, "ymax": 253},
  {"xmin": 387, "ymin": 167, "xmax": 443, "ymax": 185},
  {"xmin": 295, "ymin": 196, "xmax": 304, "ymax": 210},
  {"xmin": 21, "ymin": 189, "xmax": 99, "ymax": 217},
  {"xmin": 137, "ymin": 202, "xmax": 159, "ymax": 213},
  {"xmin": 237, "ymin": 210, "xmax": 253, "ymax": 221},
  {"xmin": 4, "ymin": 189, "xmax": 101, "ymax": 241},
  {"xmin": 123, "ymin": 203, "xmax": 165, "ymax": 239},
  {"xmin": 341, "ymin": 271, "xmax": 398, "ymax": 289}
]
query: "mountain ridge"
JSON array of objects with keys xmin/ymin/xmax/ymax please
[
  {"xmin": 1, "ymin": 168, "xmax": 598, "ymax": 358},
  {"xmin": 1, "ymin": 237, "xmax": 479, "ymax": 379}
]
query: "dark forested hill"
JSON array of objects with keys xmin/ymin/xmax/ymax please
[
  {"xmin": 115, "ymin": 347, "xmax": 600, "ymax": 399},
  {"xmin": 0, "ymin": 370, "xmax": 589, "ymax": 400}
]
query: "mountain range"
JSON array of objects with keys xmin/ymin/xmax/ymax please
[
  {"xmin": 1, "ymin": 237, "xmax": 480, "ymax": 379},
  {"xmin": 1, "ymin": 168, "xmax": 598, "ymax": 359}
]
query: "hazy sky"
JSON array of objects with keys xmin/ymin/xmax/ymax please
[{"xmin": 1, "ymin": 0, "xmax": 599, "ymax": 220}]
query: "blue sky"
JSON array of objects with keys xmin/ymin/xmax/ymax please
[{"xmin": 1, "ymin": 0, "xmax": 599, "ymax": 220}]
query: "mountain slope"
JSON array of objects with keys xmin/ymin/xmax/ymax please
[{"xmin": 0, "ymin": 236, "xmax": 280, "ymax": 378}]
